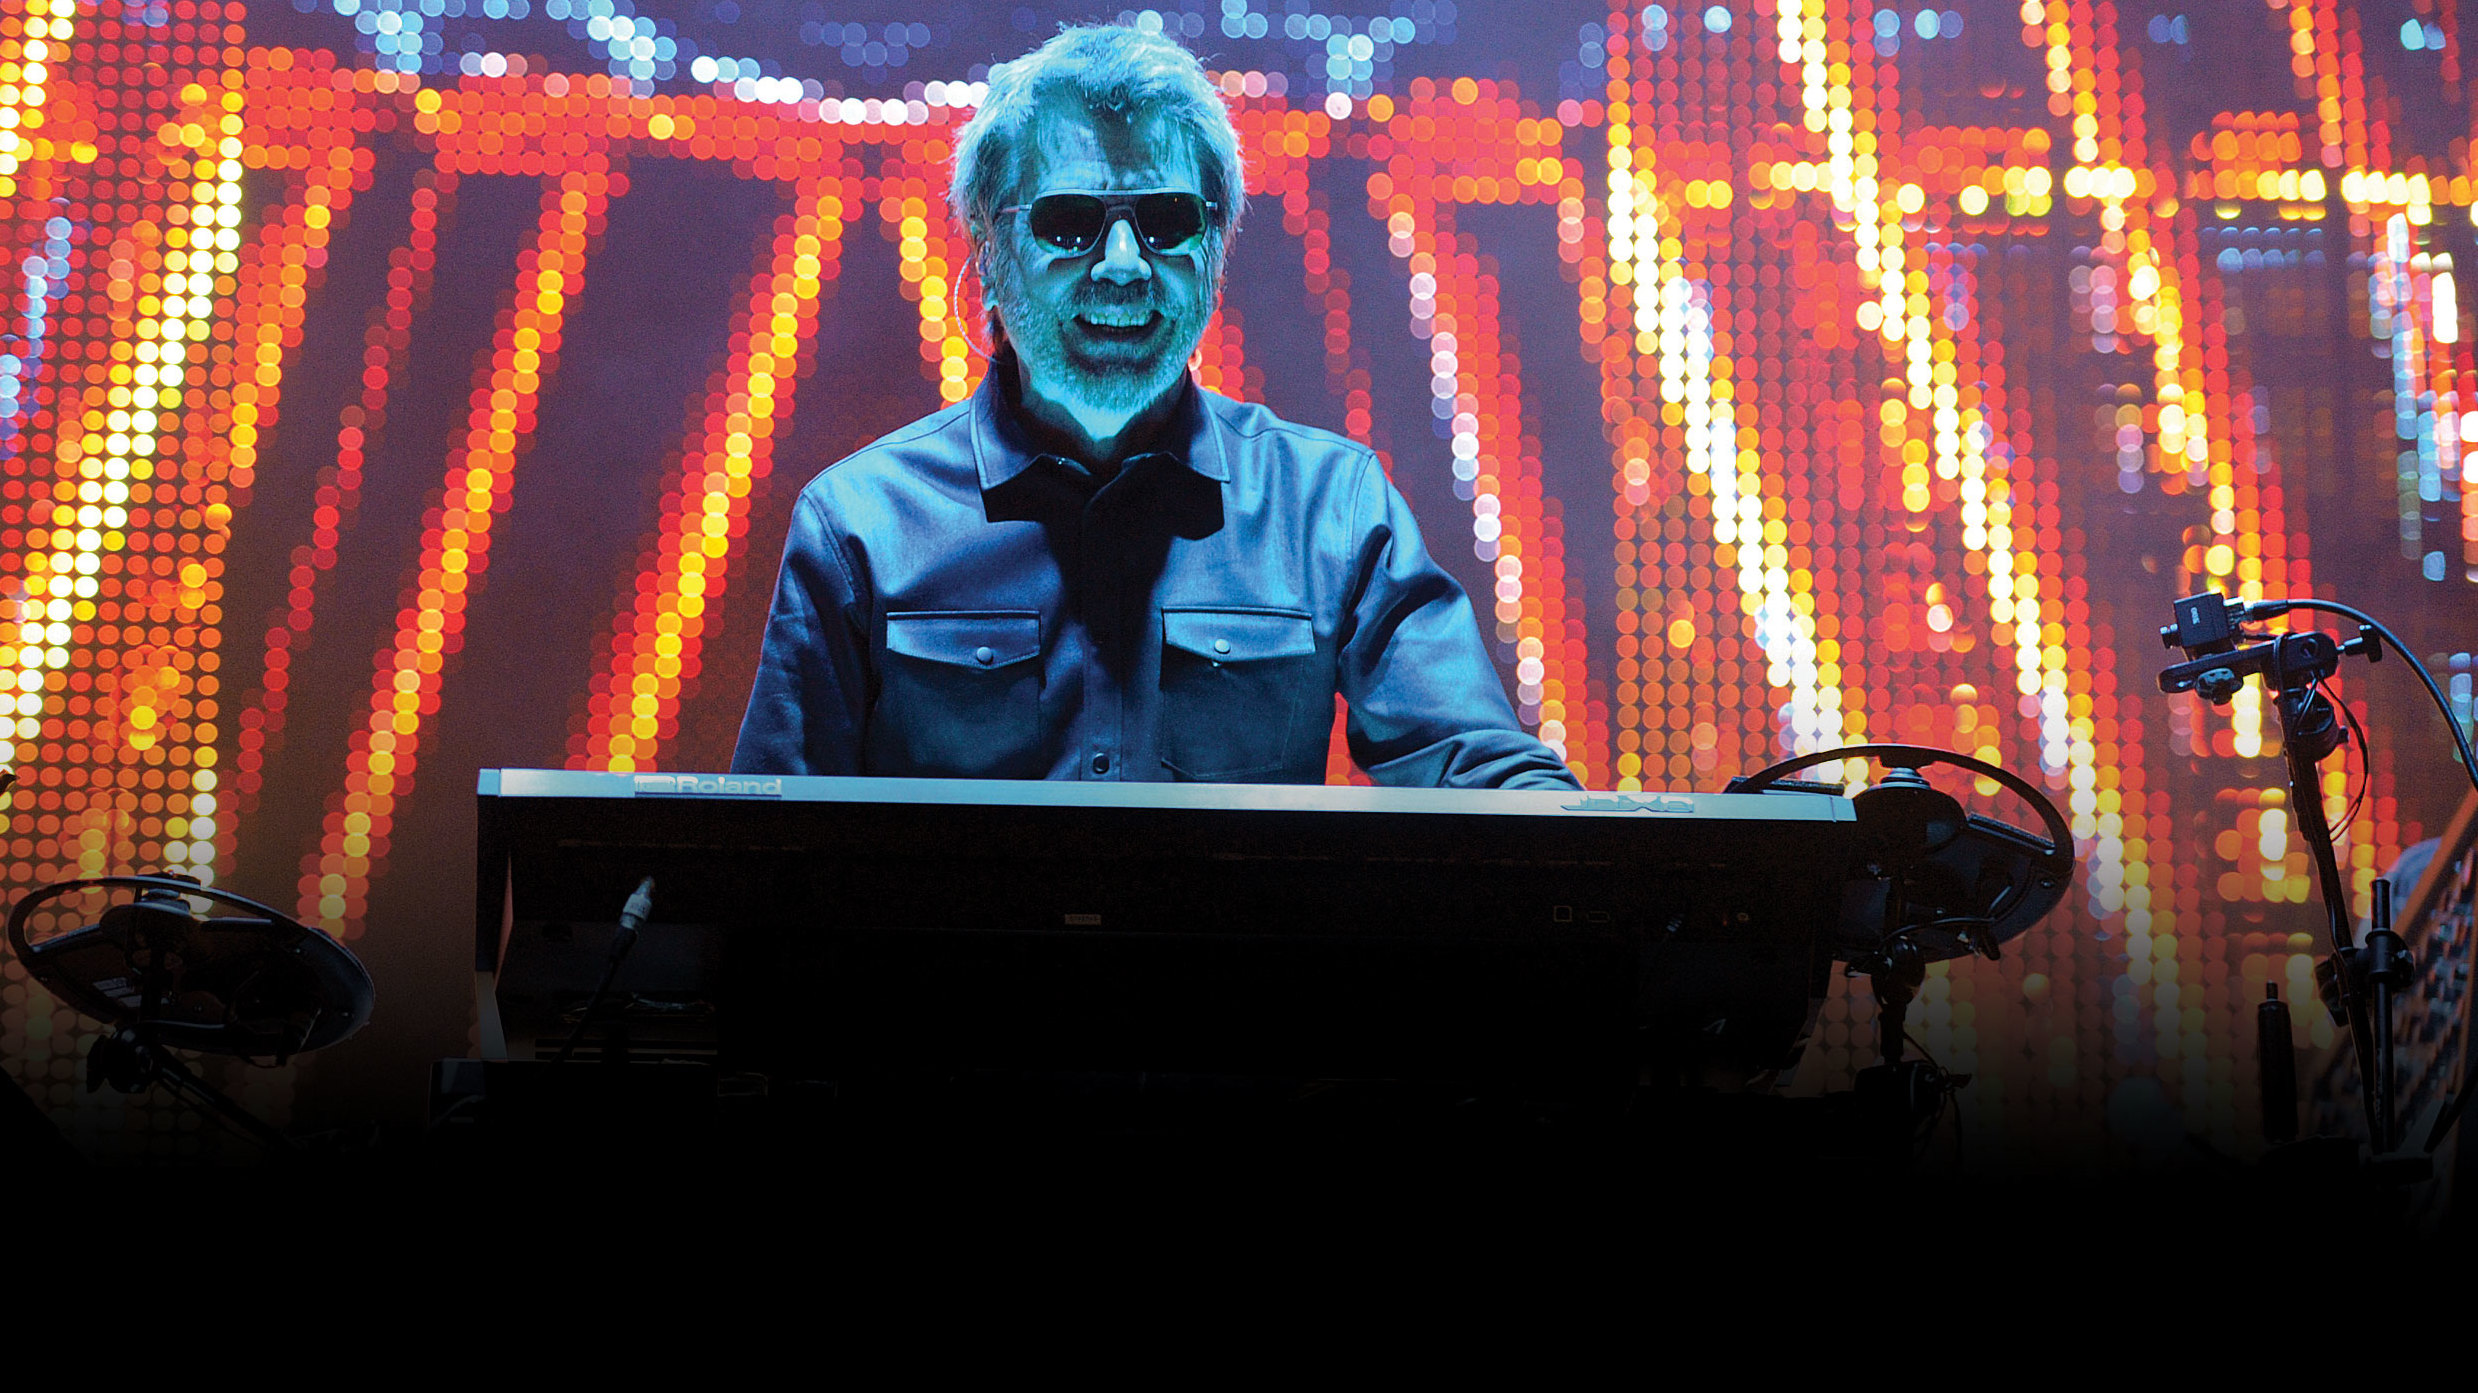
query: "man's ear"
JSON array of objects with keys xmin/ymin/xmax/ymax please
[{"xmin": 970, "ymin": 226, "xmax": 1004, "ymax": 289}]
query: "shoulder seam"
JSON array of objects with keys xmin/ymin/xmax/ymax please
[
  {"xmin": 1206, "ymin": 393, "xmax": 1382, "ymax": 468},
  {"xmin": 794, "ymin": 487, "xmax": 867, "ymax": 614},
  {"xmin": 806, "ymin": 400, "xmax": 974, "ymax": 485}
]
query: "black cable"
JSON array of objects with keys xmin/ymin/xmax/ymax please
[
  {"xmin": 426, "ymin": 1092, "xmax": 485, "ymax": 1134},
  {"xmin": 2315, "ymin": 678, "xmax": 2370, "ymax": 839},
  {"xmin": 551, "ymin": 876, "xmax": 655, "ymax": 1065},
  {"xmin": 2259, "ymin": 599, "xmax": 2478, "ymax": 1155},
  {"xmin": 2342, "ymin": 685, "xmax": 2371, "ymax": 834},
  {"xmin": 2254, "ymin": 598, "xmax": 2478, "ymax": 797},
  {"xmin": 1898, "ymin": 1028, "xmax": 1967, "ymax": 1166}
]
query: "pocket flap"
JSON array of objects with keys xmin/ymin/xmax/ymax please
[
  {"xmin": 885, "ymin": 611, "xmax": 1042, "ymax": 669},
  {"xmin": 1162, "ymin": 608, "xmax": 1315, "ymax": 663}
]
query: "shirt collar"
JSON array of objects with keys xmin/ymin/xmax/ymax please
[{"xmin": 969, "ymin": 346, "xmax": 1231, "ymax": 492}]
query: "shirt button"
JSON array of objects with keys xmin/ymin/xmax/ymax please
[
  {"xmin": 1092, "ymin": 753, "xmax": 1111, "ymax": 775},
  {"xmin": 974, "ymin": 646, "xmax": 994, "ymax": 666},
  {"xmin": 1212, "ymin": 638, "xmax": 1231, "ymax": 655}
]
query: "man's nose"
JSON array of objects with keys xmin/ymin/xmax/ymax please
[{"xmin": 1091, "ymin": 215, "xmax": 1152, "ymax": 285}]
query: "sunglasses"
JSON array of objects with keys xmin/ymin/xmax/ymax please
[{"xmin": 997, "ymin": 190, "xmax": 1220, "ymax": 256}]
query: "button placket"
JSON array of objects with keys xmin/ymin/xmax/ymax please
[{"xmin": 1079, "ymin": 491, "xmax": 1123, "ymax": 780}]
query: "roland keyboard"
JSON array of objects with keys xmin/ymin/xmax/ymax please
[{"xmin": 475, "ymin": 770, "xmax": 1858, "ymax": 1094}]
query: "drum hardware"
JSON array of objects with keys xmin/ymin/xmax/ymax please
[
  {"xmin": 5, "ymin": 872, "xmax": 374, "ymax": 1153},
  {"xmin": 1732, "ymin": 743, "xmax": 2075, "ymax": 1153}
]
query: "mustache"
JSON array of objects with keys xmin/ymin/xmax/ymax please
[{"xmin": 1065, "ymin": 289, "xmax": 1170, "ymax": 314}]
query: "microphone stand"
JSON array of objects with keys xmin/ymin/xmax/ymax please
[
  {"xmin": 2270, "ymin": 661, "xmax": 2383, "ymax": 1146},
  {"xmin": 2158, "ymin": 597, "xmax": 2408, "ymax": 1160}
]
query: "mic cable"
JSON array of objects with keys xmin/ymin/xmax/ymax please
[
  {"xmin": 2234, "ymin": 598, "xmax": 2478, "ymax": 796},
  {"xmin": 552, "ymin": 876, "xmax": 655, "ymax": 1065}
]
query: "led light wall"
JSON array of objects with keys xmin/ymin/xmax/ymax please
[{"xmin": 0, "ymin": 0, "xmax": 2470, "ymax": 1158}]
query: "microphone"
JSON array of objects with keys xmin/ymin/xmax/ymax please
[
  {"xmin": 2258, "ymin": 983, "xmax": 2298, "ymax": 1144},
  {"xmin": 615, "ymin": 875, "xmax": 654, "ymax": 952}
]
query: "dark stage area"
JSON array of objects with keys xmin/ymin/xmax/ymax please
[{"xmin": 1, "ymin": 0, "xmax": 2477, "ymax": 1236}]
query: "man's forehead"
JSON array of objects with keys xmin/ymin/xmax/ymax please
[{"xmin": 1023, "ymin": 102, "xmax": 1200, "ymax": 193}]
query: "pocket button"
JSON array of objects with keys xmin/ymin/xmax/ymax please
[
  {"xmin": 1212, "ymin": 638, "xmax": 1231, "ymax": 654},
  {"xmin": 974, "ymin": 645, "xmax": 994, "ymax": 666}
]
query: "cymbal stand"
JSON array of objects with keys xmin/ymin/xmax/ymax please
[
  {"xmin": 87, "ymin": 1026, "xmax": 293, "ymax": 1153},
  {"xmin": 80, "ymin": 886, "xmax": 294, "ymax": 1154},
  {"xmin": 1849, "ymin": 929, "xmax": 1953, "ymax": 1157}
]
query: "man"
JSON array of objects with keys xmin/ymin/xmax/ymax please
[{"xmin": 731, "ymin": 25, "xmax": 1577, "ymax": 789}]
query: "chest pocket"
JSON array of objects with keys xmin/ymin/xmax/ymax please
[
  {"xmin": 873, "ymin": 611, "xmax": 1044, "ymax": 777},
  {"xmin": 1159, "ymin": 607, "xmax": 1318, "ymax": 781}
]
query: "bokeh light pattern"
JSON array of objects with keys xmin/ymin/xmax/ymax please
[{"xmin": 0, "ymin": 0, "xmax": 2473, "ymax": 1160}]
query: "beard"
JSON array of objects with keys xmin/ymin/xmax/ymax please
[{"xmin": 988, "ymin": 263, "xmax": 1215, "ymax": 418}]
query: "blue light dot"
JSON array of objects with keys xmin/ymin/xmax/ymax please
[
  {"xmin": 1703, "ymin": 4, "xmax": 1730, "ymax": 32},
  {"xmin": 1914, "ymin": 9, "xmax": 1937, "ymax": 38},
  {"xmin": 2404, "ymin": 18, "xmax": 2426, "ymax": 49}
]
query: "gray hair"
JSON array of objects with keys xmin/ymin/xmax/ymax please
[{"xmin": 950, "ymin": 25, "xmax": 1247, "ymax": 269}]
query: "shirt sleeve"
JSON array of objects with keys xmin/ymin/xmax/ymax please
[
  {"xmin": 1335, "ymin": 453, "xmax": 1582, "ymax": 790},
  {"xmin": 731, "ymin": 489, "xmax": 870, "ymax": 775}
]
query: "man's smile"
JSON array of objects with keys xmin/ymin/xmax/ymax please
[{"xmin": 1073, "ymin": 306, "xmax": 1161, "ymax": 336}]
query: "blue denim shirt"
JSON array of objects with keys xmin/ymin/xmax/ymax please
[{"xmin": 730, "ymin": 358, "xmax": 1578, "ymax": 789}]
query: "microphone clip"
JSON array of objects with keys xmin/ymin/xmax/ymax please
[{"xmin": 2156, "ymin": 593, "xmax": 2378, "ymax": 707}]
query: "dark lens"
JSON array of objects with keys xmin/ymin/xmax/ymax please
[
  {"xmin": 1028, "ymin": 194, "xmax": 1105, "ymax": 253},
  {"xmin": 1135, "ymin": 193, "xmax": 1207, "ymax": 252}
]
